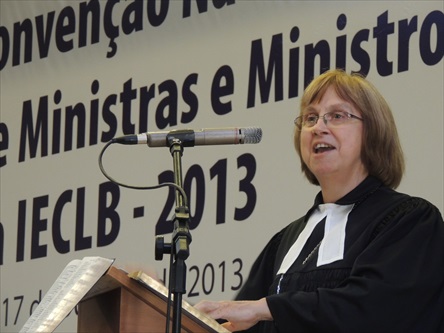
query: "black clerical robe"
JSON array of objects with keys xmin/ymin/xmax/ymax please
[{"xmin": 236, "ymin": 176, "xmax": 444, "ymax": 333}]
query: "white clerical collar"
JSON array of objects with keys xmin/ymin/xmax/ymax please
[{"xmin": 277, "ymin": 203, "xmax": 354, "ymax": 275}]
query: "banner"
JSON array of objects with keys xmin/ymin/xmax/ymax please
[{"xmin": 1, "ymin": 1, "xmax": 442, "ymax": 331}]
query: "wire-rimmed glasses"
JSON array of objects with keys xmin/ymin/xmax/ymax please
[{"xmin": 294, "ymin": 111, "xmax": 363, "ymax": 130}]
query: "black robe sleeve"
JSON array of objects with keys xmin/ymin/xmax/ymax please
[
  {"xmin": 235, "ymin": 226, "xmax": 288, "ymax": 301},
  {"xmin": 232, "ymin": 227, "xmax": 290, "ymax": 333}
]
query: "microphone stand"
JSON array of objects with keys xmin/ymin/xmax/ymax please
[{"xmin": 155, "ymin": 138, "xmax": 192, "ymax": 333}]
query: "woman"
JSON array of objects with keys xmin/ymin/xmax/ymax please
[{"xmin": 195, "ymin": 70, "xmax": 444, "ymax": 332}]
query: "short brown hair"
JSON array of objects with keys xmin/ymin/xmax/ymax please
[{"xmin": 294, "ymin": 69, "xmax": 405, "ymax": 189}]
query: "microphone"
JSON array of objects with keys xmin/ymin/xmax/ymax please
[{"xmin": 112, "ymin": 127, "xmax": 262, "ymax": 147}]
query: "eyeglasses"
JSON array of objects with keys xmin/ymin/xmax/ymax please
[{"xmin": 294, "ymin": 111, "xmax": 363, "ymax": 130}]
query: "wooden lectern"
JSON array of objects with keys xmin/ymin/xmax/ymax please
[{"xmin": 77, "ymin": 266, "xmax": 226, "ymax": 333}]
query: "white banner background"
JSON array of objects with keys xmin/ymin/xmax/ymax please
[{"xmin": 0, "ymin": 1, "xmax": 443, "ymax": 332}]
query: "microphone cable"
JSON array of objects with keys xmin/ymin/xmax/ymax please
[{"xmin": 98, "ymin": 140, "xmax": 189, "ymax": 208}]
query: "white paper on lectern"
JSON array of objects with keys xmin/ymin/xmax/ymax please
[{"xmin": 19, "ymin": 256, "xmax": 114, "ymax": 333}]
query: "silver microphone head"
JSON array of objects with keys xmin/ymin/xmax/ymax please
[{"xmin": 241, "ymin": 127, "xmax": 262, "ymax": 144}]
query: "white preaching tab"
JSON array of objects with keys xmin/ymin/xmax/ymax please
[
  {"xmin": 317, "ymin": 204, "xmax": 354, "ymax": 266},
  {"xmin": 277, "ymin": 203, "xmax": 354, "ymax": 275}
]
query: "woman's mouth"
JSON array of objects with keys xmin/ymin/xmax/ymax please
[{"xmin": 314, "ymin": 143, "xmax": 335, "ymax": 154}]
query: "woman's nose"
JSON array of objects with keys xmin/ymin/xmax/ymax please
[{"xmin": 311, "ymin": 115, "xmax": 329, "ymax": 134}]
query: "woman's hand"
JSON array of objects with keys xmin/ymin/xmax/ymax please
[{"xmin": 195, "ymin": 298, "xmax": 272, "ymax": 332}]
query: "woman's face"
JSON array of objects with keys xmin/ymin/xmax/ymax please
[{"xmin": 300, "ymin": 86, "xmax": 367, "ymax": 186}]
